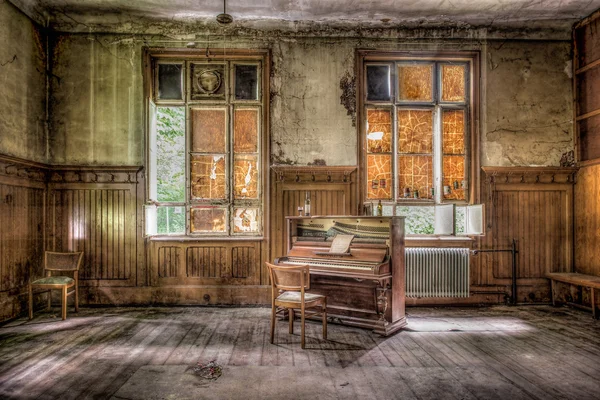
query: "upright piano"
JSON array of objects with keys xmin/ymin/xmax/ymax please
[{"xmin": 274, "ymin": 216, "xmax": 406, "ymax": 336}]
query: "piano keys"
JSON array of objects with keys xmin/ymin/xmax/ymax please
[{"xmin": 274, "ymin": 216, "xmax": 407, "ymax": 336}]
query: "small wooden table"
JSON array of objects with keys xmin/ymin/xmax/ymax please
[{"xmin": 547, "ymin": 272, "xmax": 600, "ymax": 319}]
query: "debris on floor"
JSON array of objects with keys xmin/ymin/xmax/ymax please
[{"xmin": 192, "ymin": 360, "xmax": 223, "ymax": 380}]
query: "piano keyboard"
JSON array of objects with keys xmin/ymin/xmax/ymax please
[{"xmin": 280, "ymin": 258, "xmax": 374, "ymax": 270}]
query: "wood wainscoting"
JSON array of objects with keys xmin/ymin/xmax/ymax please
[
  {"xmin": 575, "ymin": 160, "xmax": 600, "ymax": 277},
  {"xmin": 474, "ymin": 167, "xmax": 577, "ymax": 304},
  {"xmin": 268, "ymin": 166, "xmax": 358, "ymax": 284},
  {"xmin": 0, "ymin": 155, "xmax": 47, "ymax": 320}
]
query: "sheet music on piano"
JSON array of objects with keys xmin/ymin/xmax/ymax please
[{"xmin": 327, "ymin": 234, "xmax": 354, "ymax": 255}]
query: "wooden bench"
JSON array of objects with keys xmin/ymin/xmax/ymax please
[{"xmin": 547, "ymin": 273, "xmax": 600, "ymax": 319}]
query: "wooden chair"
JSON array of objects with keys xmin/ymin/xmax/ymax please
[
  {"xmin": 266, "ymin": 262, "xmax": 327, "ymax": 349},
  {"xmin": 29, "ymin": 252, "xmax": 83, "ymax": 320}
]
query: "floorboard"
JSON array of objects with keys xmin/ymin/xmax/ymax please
[{"xmin": 0, "ymin": 305, "xmax": 599, "ymax": 399}]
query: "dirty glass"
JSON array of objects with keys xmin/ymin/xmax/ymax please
[
  {"xmin": 234, "ymin": 108, "xmax": 259, "ymax": 153},
  {"xmin": 234, "ymin": 155, "xmax": 259, "ymax": 199},
  {"xmin": 398, "ymin": 110, "xmax": 433, "ymax": 154},
  {"xmin": 366, "ymin": 109, "xmax": 392, "ymax": 153},
  {"xmin": 158, "ymin": 64, "xmax": 183, "ymax": 100},
  {"xmin": 156, "ymin": 107, "xmax": 185, "ymax": 202},
  {"xmin": 366, "ymin": 65, "xmax": 391, "ymax": 101},
  {"xmin": 191, "ymin": 155, "xmax": 226, "ymax": 199},
  {"xmin": 442, "ymin": 109, "xmax": 465, "ymax": 154},
  {"xmin": 191, "ymin": 108, "xmax": 226, "ymax": 153},
  {"xmin": 366, "ymin": 154, "xmax": 392, "ymax": 199},
  {"xmin": 397, "ymin": 64, "xmax": 433, "ymax": 102},
  {"xmin": 442, "ymin": 156, "xmax": 466, "ymax": 200},
  {"xmin": 235, "ymin": 65, "xmax": 259, "ymax": 100},
  {"xmin": 398, "ymin": 155, "xmax": 433, "ymax": 200},
  {"xmin": 233, "ymin": 208, "xmax": 260, "ymax": 233},
  {"xmin": 441, "ymin": 64, "xmax": 466, "ymax": 102},
  {"xmin": 190, "ymin": 207, "xmax": 227, "ymax": 233},
  {"xmin": 396, "ymin": 206, "xmax": 435, "ymax": 234},
  {"xmin": 157, "ymin": 206, "xmax": 185, "ymax": 234}
]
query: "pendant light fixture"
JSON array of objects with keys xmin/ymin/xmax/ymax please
[{"xmin": 216, "ymin": 0, "xmax": 233, "ymax": 24}]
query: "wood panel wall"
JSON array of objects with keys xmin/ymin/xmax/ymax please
[
  {"xmin": 474, "ymin": 167, "xmax": 577, "ymax": 303},
  {"xmin": 268, "ymin": 166, "xmax": 358, "ymax": 283},
  {"xmin": 574, "ymin": 161, "xmax": 600, "ymax": 276},
  {"xmin": 0, "ymin": 156, "xmax": 47, "ymax": 320}
]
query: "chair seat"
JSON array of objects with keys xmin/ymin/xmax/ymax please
[
  {"xmin": 32, "ymin": 276, "xmax": 74, "ymax": 286},
  {"xmin": 276, "ymin": 291, "xmax": 325, "ymax": 303}
]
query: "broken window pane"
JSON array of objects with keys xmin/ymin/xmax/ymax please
[
  {"xmin": 367, "ymin": 154, "xmax": 392, "ymax": 199},
  {"xmin": 366, "ymin": 109, "xmax": 392, "ymax": 153},
  {"xmin": 158, "ymin": 64, "xmax": 183, "ymax": 100},
  {"xmin": 443, "ymin": 109, "xmax": 465, "ymax": 155},
  {"xmin": 234, "ymin": 108, "xmax": 259, "ymax": 153},
  {"xmin": 397, "ymin": 64, "xmax": 433, "ymax": 102},
  {"xmin": 234, "ymin": 155, "xmax": 258, "ymax": 199},
  {"xmin": 441, "ymin": 64, "xmax": 466, "ymax": 102},
  {"xmin": 191, "ymin": 155, "xmax": 226, "ymax": 199},
  {"xmin": 398, "ymin": 155, "xmax": 433, "ymax": 200},
  {"xmin": 156, "ymin": 107, "xmax": 185, "ymax": 202},
  {"xmin": 157, "ymin": 206, "xmax": 186, "ymax": 234},
  {"xmin": 443, "ymin": 155, "xmax": 466, "ymax": 200},
  {"xmin": 235, "ymin": 65, "xmax": 259, "ymax": 100},
  {"xmin": 233, "ymin": 208, "xmax": 260, "ymax": 233},
  {"xmin": 366, "ymin": 65, "xmax": 391, "ymax": 101},
  {"xmin": 398, "ymin": 109, "xmax": 433, "ymax": 154},
  {"xmin": 190, "ymin": 207, "xmax": 227, "ymax": 233},
  {"xmin": 191, "ymin": 108, "xmax": 226, "ymax": 153}
]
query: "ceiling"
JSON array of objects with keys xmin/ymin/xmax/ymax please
[{"xmin": 9, "ymin": 0, "xmax": 600, "ymax": 33}]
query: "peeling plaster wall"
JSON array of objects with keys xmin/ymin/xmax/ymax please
[
  {"xmin": 48, "ymin": 32, "xmax": 573, "ymax": 167},
  {"xmin": 0, "ymin": 0, "xmax": 47, "ymax": 163},
  {"xmin": 483, "ymin": 40, "xmax": 573, "ymax": 166}
]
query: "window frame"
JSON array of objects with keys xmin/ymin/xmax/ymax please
[
  {"xmin": 144, "ymin": 49, "xmax": 270, "ymax": 238},
  {"xmin": 357, "ymin": 50, "xmax": 480, "ymax": 210}
]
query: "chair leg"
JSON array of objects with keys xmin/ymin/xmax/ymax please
[
  {"xmin": 47, "ymin": 289, "xmax": 52, "ymax": 310},
  {"xmin": 270, "ymin": 304, "xmax": 276, "ymax": 344},
  {"xmin": 28, "ymin": 284, "xmax": 33, "ymax": 320},
  {"xmin": 289, "ymin": 308, "xmax": 294, "ymax": 334},
  {"xmin": 301, "ymin": 307, "xmax": 305, "ymax": 349},
  {"xmin": 75, "ymin": 285, "xmax": 79, "ymax": 313},
  {"xmin": 62, "ymin": 287, "xmax": 67, "ymax": 320},
  {"xmin": 322, "ymin": 301, "xmax": 327, "ymax": 340}
]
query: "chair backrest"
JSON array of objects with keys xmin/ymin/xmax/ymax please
[
  {"xmin": 265, "ymin": 262, "xmax": 310, "ymax": 292},
  {"xmin": 45, "ymin": 252, "xmax": 83, "ymax": 272}
]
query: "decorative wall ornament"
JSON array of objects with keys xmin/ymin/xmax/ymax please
[{"xmin": 191, "ymin": 63, "xmax": 226, "ymax": 100}]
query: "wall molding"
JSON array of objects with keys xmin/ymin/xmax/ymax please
[
  {"xmin": 271, "ymin": 165, "xmax": 357, "ymax": 184},
  {"xmin": 482, "ymin": 166, "xmax": 578, "ymax": 185}
]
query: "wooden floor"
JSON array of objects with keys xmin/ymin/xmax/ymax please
[{"xmin": 1, "ymin": 305, "xmax": 599, "ymax": 399}]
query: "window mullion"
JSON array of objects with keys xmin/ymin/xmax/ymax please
[
  {"xmin": 392, "ymin": 105, "xmax": 398, "ymax": 202},
  {"xmin": 433, "ymin": 105, "xmax": 443, "ymax": 203}
]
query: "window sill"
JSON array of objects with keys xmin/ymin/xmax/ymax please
[
  {"xmin": 148, "ymin": 236, "xmax": 264, "ymax": 242},
  {"xmin": 405, "ymin": 236, "xmax": 474, "ymax": 248}
]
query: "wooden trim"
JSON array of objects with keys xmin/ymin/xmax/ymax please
[
  {"xmin": 575, "ymin": 108, "xmax": 600, "ymax": 121},
  {"xmin": 573, "ymin": 27, "xmax": 580, "ymax": 161},
  {"xmin": 578, "ymin": 158, "xmax": 600, "ymax": 167},
  {"xmin": 574, "ymin": 8, "xmax": 600, "ymax": 30},
  {"xmin": 481, "ymin": 166, "xmax": 578, "ymax": 184},
  {"xmin": 575, "ymin": 57, "xmax": 600, "ymax": 75}
]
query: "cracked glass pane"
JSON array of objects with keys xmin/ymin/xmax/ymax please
[
  {"xmin": 398, "ymin": 109, "xmax": 433, "ymax": 154},
  {"xmin": 398, "ymin": 155, "xmax": 433, "ymax": 200},
  {"xmin": 233, "ymin": 208, "xmax": 260, "ymax": 233},
  {"xmin": 234, "ymin": 155, "xmax": 259, "ymax": 199},
  {"xmin": 367, "ymin": 154, "xmax": 392, "ymax": 199},
  {"xmin": 398, "ymin": 64, "xmax": 433, "ymax": 102},
  {"xmin": 443, "ymin": 109, "xmax": 465, "ymax": 155},
  {"xmin": 441, "ymin": 65, "xmax": 466, "ymax": 102},
  {"xmin": 191, "ymin": 108, "xmax": 226, "ymax": 153},
  {"xmin": 366, "ymin": 109, "xmax": 392, "ymax": 153},
  {"xmin": 234, "ymin": 108, "xmax": 259, "ymax": 153},
  {"xmin": 191, "ymin": 154, "xmax": 226, "ymax": 199},
  {"xmin": 443, "ymin": 155, "xmax": 466, "ymax": 200},
  {"xmin": 157, "ymin": 64, "xmax": 183, "ymax": 100},
  {"xmin": 190, "ymin": 207, "xmax": 227, "ymax": 233}
]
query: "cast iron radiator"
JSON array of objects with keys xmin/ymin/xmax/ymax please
[{"xmin": 405, "ymin": 248, "xmax": 470, "ymax": 297}]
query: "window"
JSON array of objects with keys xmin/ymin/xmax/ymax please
[
  {"xmin": 145, "ymin": 51, "xmax": 268, "ymax": 236},
  {"xmin": 359, "ymin": 51, "xmax": 480, "ymax": 234}
]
